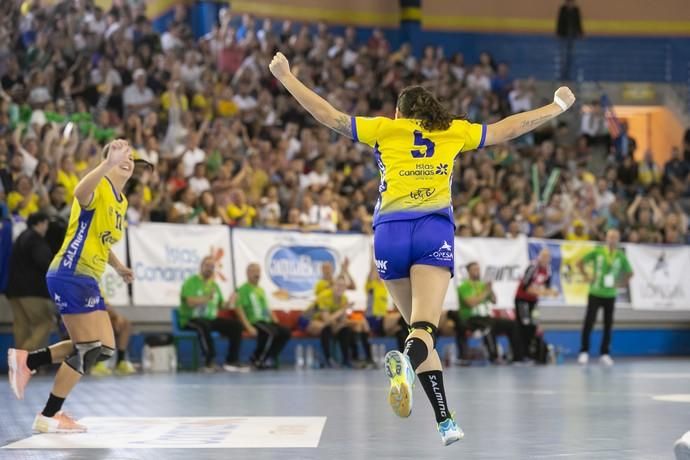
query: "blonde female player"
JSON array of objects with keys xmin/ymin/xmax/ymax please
[
  {"xmin": 269, "ymin": 52, "xmax": 575, "ymax": 445},
  {"xmin": 8, "ymin": 139, "xmax": 141, "ymax": 433}
]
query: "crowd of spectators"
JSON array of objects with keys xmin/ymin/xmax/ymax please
[{"xmin": 2, "ymin": 0, "xmax": 690, "ymax": 245}]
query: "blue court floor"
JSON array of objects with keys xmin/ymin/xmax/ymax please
[{"xmin": 2, "ymin": 359, "xmax": 690, "ymax": 459}]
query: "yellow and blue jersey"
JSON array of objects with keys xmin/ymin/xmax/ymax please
[
  {"xmin": 49, "ymin": 177, "xmax": 128, "ymax": 281},
  {"xmin": 351, "ymin": 117, "xmax": 485, "ymax": 225}
]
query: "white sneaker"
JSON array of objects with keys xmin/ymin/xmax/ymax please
[
  {"xmin": 600, "ymin": 354, "xmax": 614, "ymax": 366},
  {"xmin": 32, "ymin": 412, "xmax": 87, "ymax": 433},
  {"xmin": 222, "ymin": 363, "xmax": 251, "ymax": 373},
  {"xmin": 438, "ymin": 416, "xmax": 464, "ymax": 446},
  {"xmin": 577, "ymin": 352, "xmax": 589, "ymax": 365}
]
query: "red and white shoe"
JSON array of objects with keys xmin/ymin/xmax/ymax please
[
  {"xmin": 32, "ymin": 412, "xmax": 87, "ymax": 434},
  {"xmin": 8, "ymin": 348, "xmax": 33, "ymax": 400}
]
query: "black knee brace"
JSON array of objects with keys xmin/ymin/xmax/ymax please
[
  {"xmin": 97, "ymin": 345, "xmax": 115, "ymax": 362},
  {"xmin": 410, "ymin": 321, "xmax": 438, "ymax": 347},
  {"xmin": 65, "ymin": 341, "xmax": 103, "ymax": 375}
]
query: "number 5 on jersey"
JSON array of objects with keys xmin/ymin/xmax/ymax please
[{"xmin": 411, "ymin": 131, "xmax": 435, "ymax": 158}]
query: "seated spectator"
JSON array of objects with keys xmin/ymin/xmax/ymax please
[
  {"xmin": 56, "ymin": 155, "xmax": 79, "ymax": 204},
  {"xmin": 8, "ymin": 175, "xmax": 45, "ymax": 219},
  {"xmin": 234, "ymin": 263, "xmax": 291, "ymax": 369},
  {"xmin": 366, "ymin": 262, "xmax": 408, "ymax": 352},
  {"xmin": 638, "ymin": 150, "xmax": 662, "ymax": 188},
  {"xmin": 178, "ymin": 256, "xmax": 247, "ymax": 372},
  {"xmin": 91, "ymin": 303, "xmax": 136, "ymax": 376},
  {"xmin": 302, "ymin": 275, "xmax": 354, "ymax": 368},
  {"xmin": 452, "ymin": 262, "xmax": 523, "ymax": 363},
  {"xmin": 169, "ymin": 186, "xmax": 199, "ymax": 224},
  {"xmin": 197, "ymin": 190, "xmax": 225, "ymax": 225},
  {"xmin": 123, "ymin": 68, "xmax": 156, "ymax": 117}
]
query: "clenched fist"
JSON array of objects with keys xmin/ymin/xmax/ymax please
[
  {"xmin": 269, "ymin": 52, "xmax": 292, "ymax": 81},
  {"xmin": 554, "ymin": 86, "xmax": 576, "ymax": 112}
]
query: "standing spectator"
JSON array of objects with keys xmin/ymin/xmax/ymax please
[
  {"xmin": 514, "ymin": 248, "xmax": 556, "ymax": 363},
  {"xmin": 577, "ymin": 229, "xmax": 633, "ymax": 366},
  {"xmin": 178, "ymin": 256, "xmax": 248, "ymax": 372},
  {"xmin": 309, "ymin": 188, "xmax": 338, "ymax": 232},
  {"xmin": 234, "ymin": 263, "xmax": 291, "ymax": 369},
  {"xmin": 455, "ymin": 262, "xmax": 523, "ymax": 363},
  {"xmin": 6, "ymin": 212, "xmax": 55, "ymax": 350},
  {"xmin": 556, "ymin": 0, "xmax": 583, "ymax": 80}
]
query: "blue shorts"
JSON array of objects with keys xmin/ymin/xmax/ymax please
[
  {"xmin": 46, "ymin": 273, "xmax": 106, "ymax": 315},
  {"xmin": 373, "ymin": 215, "xmax": 455, "ymax": 280}
]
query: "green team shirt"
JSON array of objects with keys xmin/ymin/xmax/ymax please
[
  {"xmin": 178, "ymin": 275, "xmax": 224, "ymax": 328},
  {"xmin": 457, "ymin": 280, "xmax": 492, "ymax": 321},
  {"xmin": 581, "ymin": 246, "xmax": 632, "ymax": 299},
  {"xmin": 236, "ymin": 283, "xmax": 272, "ymax": 324}
]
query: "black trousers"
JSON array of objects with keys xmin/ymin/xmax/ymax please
[
  {"xmin": 580, "ymin": 294, "xmax": 616, "ymax": 355},
  {"xmin": 185, "ymin": 318, "xmax": 244, "ymax": 366},
  {"xmin": 514, "ymin": 299, "xmax": 538, "ymax": 360},
  {"xmin": 253, "ymin": 321, "xmax": 292, "ymax": 363},
  {"xmin": 450, "ymin": 312, "xmax": 523, "ymax": 362}
]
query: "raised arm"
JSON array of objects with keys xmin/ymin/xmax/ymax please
[
  {"xmin": 269, "ymin": 52, "xmax": 353, "ymax": 138},
  {"xmin": 74, "ymin": 139, "xmax": 130, "ymax": 207},
  {"xmin": 483, "ymin": 87, "xmax": 576, "ymax": 146}
]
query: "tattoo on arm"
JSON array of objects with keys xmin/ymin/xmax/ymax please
[
  {"xmin": 332, "ymin": 114, "xmax": 353, "ymax": 139},
  {"xmin": 519, "ymin": 113, "xmax": 553, "ymax": 130}
]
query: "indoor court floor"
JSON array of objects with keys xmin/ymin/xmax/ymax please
[{"xmin": 2, "ymin": 359, "xmax": 690, "ymax": 459}]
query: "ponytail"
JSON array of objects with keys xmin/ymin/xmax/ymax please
[{"xmin": 396, "ymin": 86, "xmax": 462, "ymax": 131}]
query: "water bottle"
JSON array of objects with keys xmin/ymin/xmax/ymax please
[
  {"xmin": 379, "ymin": 344, "xmax": 387, "ymax": 366},
  {"xmin": 547, "ymin": 344, "xmax": 556, "ymax": 365},
  {"xmin": 448, "ymin": 344, "xmax": 457, "ymax": 366},
  {"xmin": 556, "ymin": 346, "xmax": 564, "ymax": 365},
  {"xmin": 442, "ymin": 344, "xmax": 452, "ymax": 367},
  {"xmin": 305, "ymin": 345, "xmax": 315, "ymax": 369},
  {"xmin": 295, "ymin": 344, "xmax": 305, "ymax": 369}
]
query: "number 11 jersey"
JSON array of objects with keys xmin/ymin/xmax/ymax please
[
  {"xmin": 49, "ymin": 177, "xmax": 128, "ymax": 281},
  {"xmin": 351, "ymin": 116, "xmax": 486, "ymax": 226}
]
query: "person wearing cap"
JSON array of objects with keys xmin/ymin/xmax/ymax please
[
  {"xmin": 566, "ymin": 218, "xmax": 590, "ymax": 241},
  {"xmin": 7, "ymin": 140, "xmax": 137, "ymax": 434},
  {"xmin": 6, "ymin": 211, "xmax": 55, "ymax": 351},
  {"xmin": 123, "ymin": 68, "xmax": 155, "ymax": 117}
]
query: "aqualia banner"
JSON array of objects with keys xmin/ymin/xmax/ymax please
[
  {"xmin": 129, "ymin": 223, "xmax": 234, "ymax": 306},
  {"xmin": 232, "ymin": 229, "xmax": 372, "ymax": 310}
]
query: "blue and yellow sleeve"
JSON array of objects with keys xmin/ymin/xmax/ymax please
[
  {"xmin": 351, "ymin": 116, "xmax": 389, "ymax": 147},
  {"xmin": 452, "ymin": 120, "xmax": 487, "ymax": 153}
]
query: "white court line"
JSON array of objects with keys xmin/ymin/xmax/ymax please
[
  {"xmin": 3, "ymin": 417, "xmax": 327, "ymax": 449},
  {"xmin": 651, "ymin": 394, "xmax": 690, "ymax": 403}
]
